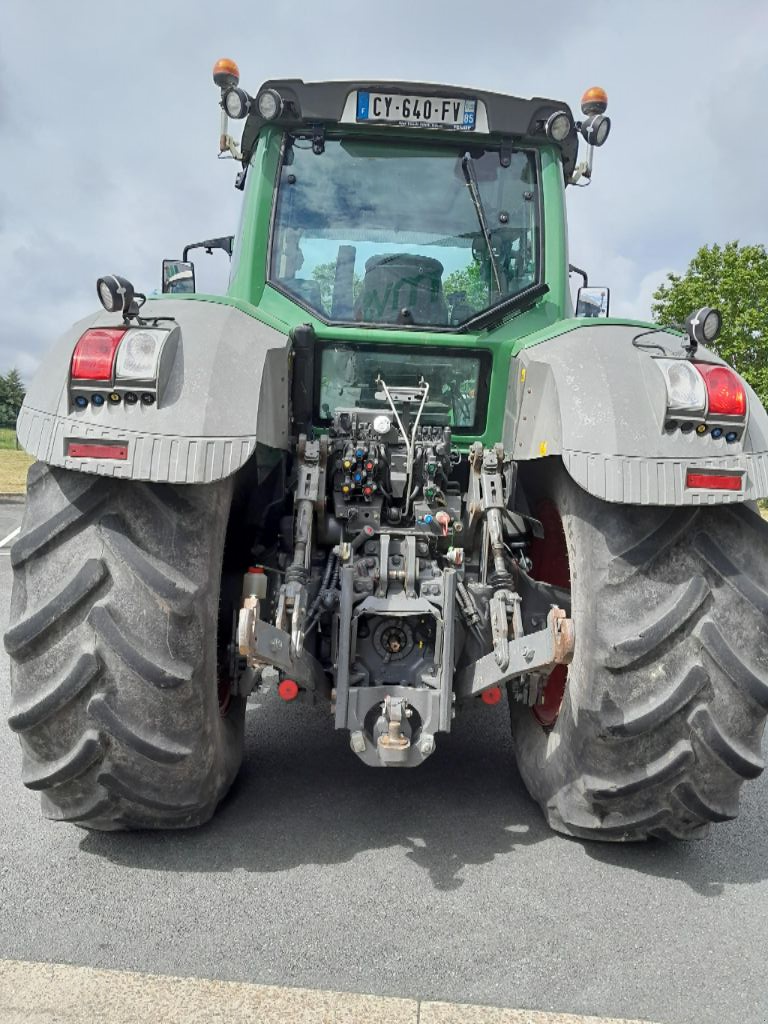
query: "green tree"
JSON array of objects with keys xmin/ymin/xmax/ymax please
[
  {"xmin": 652, "ymin": 242, "xmax": 768, "ymax": 408},
  {"xmin": 0, "ymin": 369, "xmax": 26, "ymax": 428},
  {"xmin": 444, "ymin": 262, "xmax": 488, "ymax": 313},
  {"xmin": 311, "ymin": 261, "xmax": 362, "ymax": 312}
]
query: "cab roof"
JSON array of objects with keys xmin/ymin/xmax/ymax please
[{"xmin": 239, "ymin": 79, "xmax": 579, "ymax": 180}]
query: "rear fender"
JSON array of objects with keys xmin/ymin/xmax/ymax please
[
  {"xmin": 503, "ymin": 322, "xmax": 768, "ymax": 504},
  {"xmin": 17, "ymin": 298, "xmax": 291, "ymax": 483}
]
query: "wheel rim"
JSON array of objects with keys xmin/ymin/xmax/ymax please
[{"xmin": 529, "ymin": 499, "xmax": 571, "ymax": 728}]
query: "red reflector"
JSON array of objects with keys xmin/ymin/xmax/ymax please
[
  {"xmin": 68, "ymin": 443, "xmax": 128, "ymax": 460},
  {"xmin": 481, "ymin": 686, "xmax": 502, "ymax": 706},
  {"xmin": 278, "ymin": 678, "xmax": 299, "ymax": 701},
  {"xmin": 695, "ymin": 363, "xmax": 747, "ymax": 417},
  {"xmin": 686, "ymin": 471, "xmax": 742, "ymax": 491},
  {"xmin": 71, "ymin": 328, "xmax": 126, "ymax": 380}
]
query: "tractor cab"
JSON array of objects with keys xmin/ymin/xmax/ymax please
[{"xmin": 169, "ymin": 64, "xmax": 611, "ymax": 337}]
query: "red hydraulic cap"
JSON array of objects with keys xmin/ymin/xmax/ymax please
[
  {"xmin": 481, "ymin": 686, "xmax": 502, "ymax": 706},
  {"xmin": 248, "ymin": 566, "xmax": 265, "ymax": 574},
  {"xmin": 278, "ymin": 678, "xmax": 300, "ymax": 701}
]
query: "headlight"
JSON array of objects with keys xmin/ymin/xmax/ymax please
[
  {"xmin": 580, "ymin": 114, "xmax": 611, "ymax": 147},
  {"xmin": 257, "ymin": 89, "xmax": 283, "ymax": 120},
  {"xmin": 656, "ymin": 358, "xmax": 707, "ymax": 413},
  {"xmin": 544, "ymin": 110, "xmax": 572, "ymax": 142},
  {"xmin": 686, "ymin": 307, "xmax": 722, "ymax": 346},
  {"xmin": 115, "ymin": 329, "xmax": 167, "ymax": 380},
  {"xmin": 96, "ymin": 274, "xmax": 134, "ymax": 315},
  {"xmin": 224, "ymin": 87, "xmax": 250, "ymax": 119}
]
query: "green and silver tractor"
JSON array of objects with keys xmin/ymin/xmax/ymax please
[{"xmin": 6, "ymin": 63, "xmax": 768, "ymax": 840}]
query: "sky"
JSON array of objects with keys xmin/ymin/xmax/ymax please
[{"xmin": 1, "ymin": 0, "xmax": 766, "ymax": 378}]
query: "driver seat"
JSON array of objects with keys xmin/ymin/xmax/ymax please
[{"xmin": 356, "ymin": 254, "xmax": 449, "ymax": 326}]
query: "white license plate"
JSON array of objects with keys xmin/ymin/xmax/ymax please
[{"xmin": 356, "ymin": 91, "xmax": 477, "ymax": 130}]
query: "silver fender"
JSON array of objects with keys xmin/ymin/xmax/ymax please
[
  {"xmin": 17, "ymin": 298, "xmax": 290, "ymax": 483},
  {"xmin": 503, "ymin": 322, "xmax": 768, "ymax": 504}
]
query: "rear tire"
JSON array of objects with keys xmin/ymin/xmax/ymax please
[
  {"xmin": 4, "ymin": 463, "xmax": 245, "ymax": 830},
  {"xmin": 511, "ymin": 461, "xmax": 768, "ymax": 841}
]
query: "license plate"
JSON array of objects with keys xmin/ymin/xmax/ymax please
[{"xmin": 356, "ymin": 91, "xmax": 477, "ymax": 131}]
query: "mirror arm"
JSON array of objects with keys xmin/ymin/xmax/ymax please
[
  {"xmin": 182, "ymin": 236, "xmax": 234, "ymax": 262},
  {"xmin": 569, "ymin": 264, "xmax": 588, "ymax": 288}
]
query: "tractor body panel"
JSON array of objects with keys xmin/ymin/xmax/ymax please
[
  {"xmin": 505, "ymin": 322, "xmax": 768, "ymax": 504},
  {"xmin": 17, "ymin": 299, "xmax": 290, "ymax": 483}
]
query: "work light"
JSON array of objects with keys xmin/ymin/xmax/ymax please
[
  {"xmin": 257, "ymin": 89, "xmax": 283, "ymax": 120},
  {"xmin": 96, "ymin": 275, "xmax": 134, "ymax": 316},
  {"xmin": 544, "ymin": 111, "xmax": 572, "ymax": 142},
  {"xmin": 580, "ymin": 114, "xmax": 611, "ymax": 147},
  {"xmin": 686, "ymin": 307, "xmax": 722, "ymax": 346},
  {"xmin": 224, "ymin": 87, "xmax": 251, "ymax": 119}
]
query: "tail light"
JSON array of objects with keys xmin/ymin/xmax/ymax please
[
  {"xmin": 71, "ymin": 328, "xmax": 126, "ymax": 380},
  {"xmin": 70, "ymin": 324, "xmax": 179, "ymax": 410},
  {"xmin": 655, "ymin": 359, "xmax": 707, "ymax": 415},
  {"xmin": 686, "ymin": 471, "xmax": 743, "ymax": 491},
  {"xmin": 694, "ymin": 364, "xmax": 747, "ymax": 417},
  {"xmin": 115, "ymin": 329, "xmax": 168, "ymax": 381}
]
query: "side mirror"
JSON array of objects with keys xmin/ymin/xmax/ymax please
[
  {"xmin": 162, "ymin": 260, "xmax": 196, "ymax": 295},
  {"xmin": 576, "ymin": 285, "xmax": 610, "ymax": 318}
]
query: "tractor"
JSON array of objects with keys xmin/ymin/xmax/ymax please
[{"xmin": 6, "ymin": 61, "xmax": 768, "ymax": 840}]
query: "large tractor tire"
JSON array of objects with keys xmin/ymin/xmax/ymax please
[
  {"xmin": 4, "ymin": 463, "xmax": 245, "ymax": 830},
  {"xmin": 511, "ymin": 461, "xmax": 768, "ymax": 841}
]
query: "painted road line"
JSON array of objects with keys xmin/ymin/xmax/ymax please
[
  {"xmin": 420, "ymin": 1003, "xmax": 656, "ymax": 1023},
  {"xmin": 0, "ymin": 959, "xmax": 659, "ymax": 1024},
  {"xmin": 0, "ymin": 526, "xmax": 19, "ymax": 548}
]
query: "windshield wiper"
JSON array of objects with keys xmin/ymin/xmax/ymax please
[
  {"xmin": 461, "ymin": 154, "xmax": 503, "ymax": 295},
  {"xmin": 458, "ymin": 281, "xmax": 550, "ymax": 333}
]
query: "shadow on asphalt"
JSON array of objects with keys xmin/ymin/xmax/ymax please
[
  {"xmin": 78, "ymin": 698, "xmax": 551, "ymax": 890},
  {"xmin": 78, "ymin": 695, "xmax": 768, "ymax": 896},
  {"xmin": 576, "ymin": 808, "xmax": 768, "ymax": 898}
]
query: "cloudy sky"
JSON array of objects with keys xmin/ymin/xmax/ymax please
[{"xmin": 1, "ymin": 0, "xmax": 766, "ymax": 378}]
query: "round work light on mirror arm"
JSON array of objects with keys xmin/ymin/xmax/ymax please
[
  {"xmin": 569, "ymin": 86, "xmax": 611, "ymax": 186},
  {"xmin": 223, "ymin": 87, "xmax": 252, "ymax": 120}
]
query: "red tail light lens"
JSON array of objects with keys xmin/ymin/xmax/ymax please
[
  {"xmin": 686, "ymin": 471, "xmax": 743, "ymax": 491},
  {"xmin": 71, "ymin": 328, "xmax": 126, "ymax": 380},
  {"xmin": 694, "ymin": 363, "xmax": 747, "ymax": 417},
  {"xmin": 67, "ymin": 442, "xmax": 128, "ymax": 460}
]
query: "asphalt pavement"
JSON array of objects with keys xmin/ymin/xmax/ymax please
[{"xmin": 0, "ymin": 497, "xmax": 766, "ymax": 1024}]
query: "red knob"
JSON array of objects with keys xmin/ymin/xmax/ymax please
[{"xmin": 278, "ymin": 679, "xmax": 299, "ymax": 701}]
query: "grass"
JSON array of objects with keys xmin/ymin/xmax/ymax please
[
  {"xmin": 0, "ymin": 428, "xmax": 20, "ymax": 450},
  {"xmin": 0, "ymin": 450, "xmax": 34, "ymax": 494}
]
